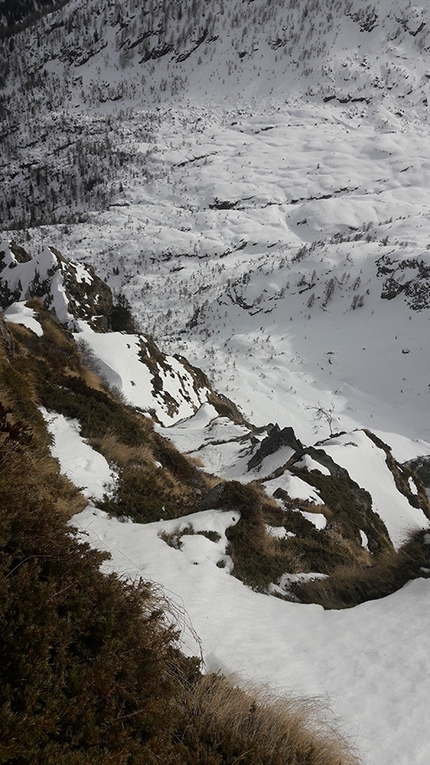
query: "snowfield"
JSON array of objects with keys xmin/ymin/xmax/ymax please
[
  {"xmin": 71, "ymin": 499, "xmax": 430, "ymax": 765},
  {"xmin": 21, "ymin": 102, "xmax": 430, "ymax": 446}
]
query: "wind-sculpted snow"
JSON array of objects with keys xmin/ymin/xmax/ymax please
[
  {"xmin": 80, "ymin": 501, "xmax": 430, "ymax": 765},
  {"xmin": 76, "ymin": 322, "xmax": 214, "ymax": 425},
  {"xmin": 319, "ymin": 430, "xmax": 430, "ymax": 549}
]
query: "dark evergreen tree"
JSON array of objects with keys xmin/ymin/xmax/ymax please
[{"xmin": 110, "ymin": 292, "xmax": 136, "ymax": 333}]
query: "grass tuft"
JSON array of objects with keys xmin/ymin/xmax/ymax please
[
  {"xmin": 175, "ymin": 673, "xmax": 362, "ymax": 765},
  {"xmin": 291, "ymin": 529, "xmax": 430, "ymax": 608}
]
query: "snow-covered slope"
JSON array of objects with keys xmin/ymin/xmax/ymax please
[
  {"xmin": 2, "ymin": 0, "xmax": 430, "ymax": 109},
  {"xmin": 9, "ymin": 101, "xmax": 429, "ymax": 445},
  {"xmin": 40, "ymin": 402, "xmax": 430, "ymax": 765},
  {"xmin": 2, "ymin": 0, "xmax": 430, "ymax": 443},
  {"xmin": 2, "ymin": 3, "xmax": 430, "ymax": 763},
  {"xmin": 0, "ymin": 240, "xmax": 221, "ymax": 424},
  {"xmin": 74, "ymin": 501, "xmax": 430, "ymax": 765}
]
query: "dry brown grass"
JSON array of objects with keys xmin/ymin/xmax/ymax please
[
  {"xmin": 54, "ymin": 490, "xmax": 88, "ymax": 519},
  {"xmin": 189, "ymin": 454, "xmax": 205, "ymax": 468},
  {"xmin": 291, "ymin": 530, "xmax": 430, "ymax": 609},
  {"xmin": 38, "ymin": 314, "xmax": 69, "ymax": 348},
  {"xmin": 75, "ymin": 366, "xmax": 107, "ymax": 391},
  {"xmin": 91, "ymin": 429, "xmax": 155, "ymax": 469},
  {"xmin": 325, "ymin": 530, "xmax": 371, "ymax": 568},
  {"xmin": 177, "ymin": 673, "xmax": 362, "ymax": 765},
  {"xmin": 202, "ymin": 472, "xmax": 224, "ymax": 490},
  {"xmin": 292, "ymin": 552, "xmax": 397, "ymax": 609},
  {"xmin": 25, "ymin": 296, "xmax": 45, "ymax": 310},
  {"xmin": 14, "ymin": 440, "xmax": 88, "ymax": 518}
]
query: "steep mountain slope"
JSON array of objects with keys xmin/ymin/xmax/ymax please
[
  {"xmin": 2, "ymin": 309, "xmax": 369, "ymax": 765},
  {"xmin": 2, "ymin": 0, "xmax": 429, "ymax": 108},
  {"xmin": 2, "ymin": 0, "xmax": 430, "ymax": 445},
  {"xmin": 0, "ymin": 238, "xmax": 239, "ymax": 424},
  {"xmin": 1, "ymin": 292, "xmax": 429, "ymax": 765},
  {"xmin": 2, "ymin": 245, "xmax": 428, "ymax": 588},
  {"xmin": 2, "ymin": 3, "xmax": 430, "ymax": 762},
  {"xmin": 1, "ymin": 0, "xmax": 430, "ymax": 228}
]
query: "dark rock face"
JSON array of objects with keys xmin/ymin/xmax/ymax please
[
  {"xmin": 59, "ymin": 256, "xmax": 113, "ymax": 331},
  {"xmin": 406, "ymin": 456, "xmax": 430, "ymax": 493},
  {"xmin": 247, "ymin": 424, "xmax": 303, "ymax": 472},
  {"xmin": 197, "ymin": 481, "xmax": 229, "ymax": 511}
]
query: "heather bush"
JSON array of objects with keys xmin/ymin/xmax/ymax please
[{"xmin": 0, "ymin": 433, "xmax": 189, "ymax": 764}]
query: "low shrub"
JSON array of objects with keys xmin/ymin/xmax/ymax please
[
  {"xmin": 0, "ymin": 434, "xmax": 191, "ymax": 765},
  {"xmin": 225, "ymin": 483, "xmax": 302, "ymax": 591},
  {"xmin": 282, "ymin": 529, "xmax": 369, "ymax": 576},
  {"xmin": 97, "ymin": 462, "xmax": 200, "ymax": 523},
  {"xmin": 160, "ymin": 525, "xmax": 222, "ymax": 550}
]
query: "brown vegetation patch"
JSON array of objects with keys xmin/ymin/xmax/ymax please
[
  {"xmin": 291, "ymin": 529, "xmax": 430, "ymax": 609},
  {"xmin": 176, "ymin": 673, "xmax": 362, "ymax": 765}
]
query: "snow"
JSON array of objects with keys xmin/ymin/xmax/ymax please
[
  {"xmin": 373, "ymin": 431, "xmax": 430, "ymax": 464},
  {"xmin": 74, "ymin": 322, "xmax": 212, "ymax": 425},
  {"xmin": 40, "ymin": 408, "xmax": 116, "ymax": 499},
  {"xmin": 49, "ymin": 269, "xmax": 73, "ymax": 324},
  {"xmin": 408, "ymin": 477, "xmax": 419, "ymax": 496},
  {"xmin": 156, "ymin": 402, "xmax": 254, "ymax": 477},
  {"xmin": 4, "ymin": 3, "xmax": 430, "ymax": 764},
  {"xmin": 4, "ymin": 302, "xmax": 43, "ymax": 337},
  {"xmin": 300, "ymin": 510, "xmax": 327, "ymax": 530},
  {"xmin": 273, "ymin": 571, "xmax": 328, "ymax": 593},
  {"xmin": 73, "ymin": 262, "xmax": 93, "ymax": 284},
  {"xmin": 25, "ymin": 102, "xmax": 430, "ymax": 448},
  {"xmin": 295, "ymin": 454, "xmax": 331, "ymax": 475},
  {"xmin": 266, "ymin": 525, "xmax": 295, "ymax": 540},
  {"xmin": 73, "ymin": 504, "xmax": 430, "ymax": 765},
  {"xmin": 247, "ymin": 446, "xmax": 296, "ymax": 479},
  {"xmin": 265, "ymin": 472, "xmax": 324, "ymax": 506},
  {"xmin": 322, "ymin": 431, "xmax": 429, "ymax": 549}
]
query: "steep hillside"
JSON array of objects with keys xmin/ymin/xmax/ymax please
[
  {"xmin": 10, "ymin": 304, "xmax": 424, "ymax": 765},
  {"xmin": 1, "ymin": 0, "xmax": 430, "ymax": 228},
  {"xmin": 1, "ymin": 310, "xmax": 367, "ymax": 765},
  {"xmin": 2, "ymin": 0, "xmax": 429, "ymax": 108},
  {"xmin": 0, "ymin": 0, "xmax": 71, "ymax": 32},
  {"xmin": 2, "ymin": 256, "xmax": 429, "ymax": 598},
  {"xmin": 0, "ymin": 238, "xmax": 241, "ymax": 424},
  {"xmin": 2, "ymin": 3, "xmax": 430, "ymax": 762}
]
